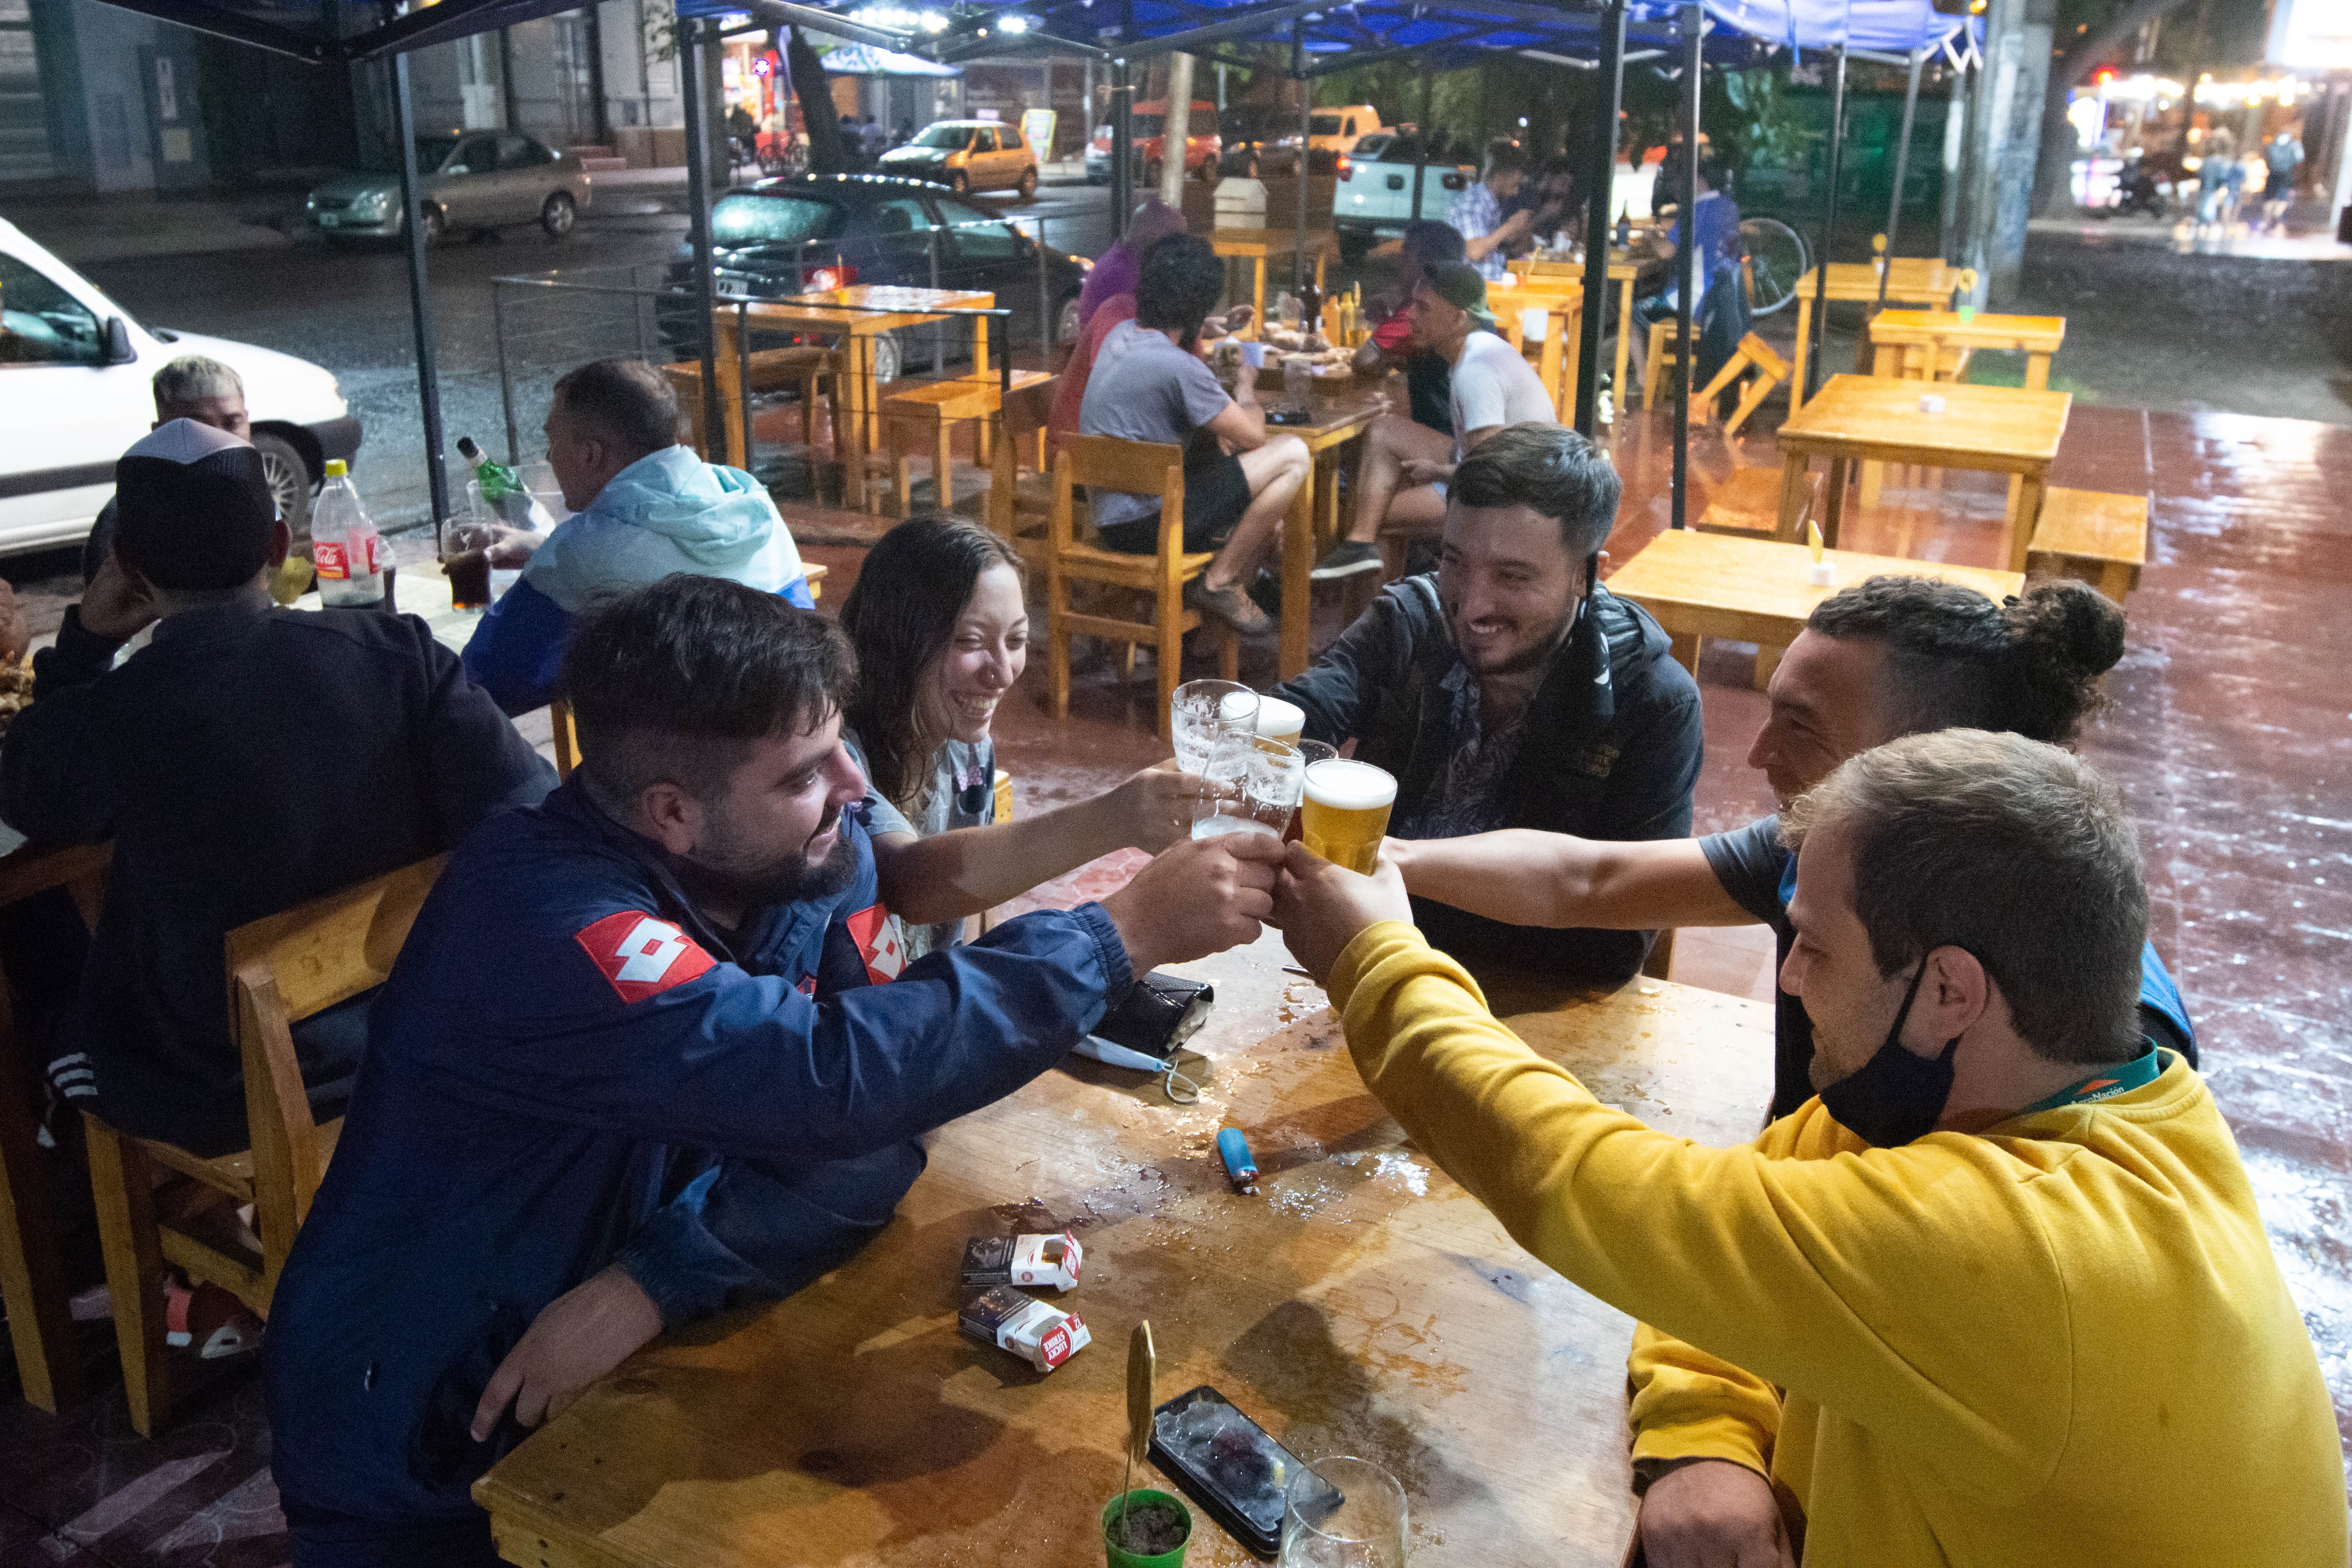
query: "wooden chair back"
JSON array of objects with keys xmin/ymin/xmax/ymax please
[
  {"xmin": 84, "ymin": 854, "xmax": 445, "ymax": 1436},
  {"xmin": 1044, "ymin": 437, "xmax": 1236, "ymax": 738},
  {"xmin": 550, "ymin": 697, "xmax": 581, "ymax": 780},
  {"xmin": 988, "ymin": 375, "xmax": 1061, "ymax": 568},
  {"xmin": 0, "ymin": 841, "xmax": 110, "ymax": 1415}
]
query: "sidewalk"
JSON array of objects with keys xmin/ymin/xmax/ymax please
[{"xmin": 5, "ymin": 190, "xmax": 300, "ymax": 265}]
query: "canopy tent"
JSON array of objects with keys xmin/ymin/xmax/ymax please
[{"xmin": 818, "ymin": 41, "xmax": 962, "ymax": 76}]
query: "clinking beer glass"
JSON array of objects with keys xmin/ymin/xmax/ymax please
[{"xmin": 1299, "ymin": 759, "xmax": 1396, "ymax": 875}]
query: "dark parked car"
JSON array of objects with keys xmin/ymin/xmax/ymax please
[{"xmin": 658, "ymin": 175, "xmax": 1087, "ymax": 384}]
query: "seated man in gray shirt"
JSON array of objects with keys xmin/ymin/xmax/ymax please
[{"xmin": 1078, "ymin": 233, "xmax": 1309, "ymax": 636}]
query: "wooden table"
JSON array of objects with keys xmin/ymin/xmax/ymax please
[
  {"xmin": 1867, "ymin": 310, "xmax": 2065, "ymax": 392},
  {"xmin": 1496, "ymin": 278, "xmax": 1584, "ymax": 419},
  {"xmin": 475, "ymin": 931, "xmax": 1775, "ymax": 1568},
  {"xmin": 1506, "ymin": 255, "xmax": 1639, "ymax": 418},
  {"xmin": 1270, "ymin": 382, "xmax": 1385, "ymax": 680},
  {"xmin": 715, "ymin": 287, "xmax": 996, "ymax": 510},
  {"xmin": 1210, "ymin": 230, "xmax": 1340, "ymax": 339},
  {"xmin": 1609, "ymin": 527, "xmax": 2026, "ymax": 690},
  {"xmin": 1788, "ymin": 260, "xmax": 1961, "ymax": 415},
  {"xmin": 1773, "ymin": 374, "xmax": 2072, "ymax": 574}
]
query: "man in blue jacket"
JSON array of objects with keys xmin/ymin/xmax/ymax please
[
  {"xmin": 267, "ymin": 575, "xmax": 1282, "ymax": 1566},
  {"xmin": 461, "ymin": 356, "xmax": 815, "ymax": 713}
]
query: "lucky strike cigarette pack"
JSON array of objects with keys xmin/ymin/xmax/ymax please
[
  {"xmin": 958, "ymin": 1285, "xmax": 1092, "ymax": 1373},
  {"xmin": 960, "ymin": 1231, "xmax": 1084, "ymax": 1291}
]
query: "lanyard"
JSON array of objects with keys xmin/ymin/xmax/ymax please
[{"xmin": 2017, "ymin": 1045, "xmax": 2166, "ymax": 1117}]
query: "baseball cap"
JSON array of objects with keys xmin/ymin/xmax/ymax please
[
  {"xmin": 1422, "ymin": 261, "xmax": 1498, "ymax": 328},
  {"xmin": 112, "ymin": 418, "xmax": 277, "ymax": 591}
]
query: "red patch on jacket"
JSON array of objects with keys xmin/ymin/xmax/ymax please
[
  {"xmin": 574, "ymin": 911, "xmax": 716, "ymax": 1003},
  {"xmin": 843, "ymin": 903, "xmax": 906, "ymax": 985}
]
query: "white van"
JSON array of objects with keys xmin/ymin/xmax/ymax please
[{"xmin": 0, "ymin": 216, "xmax": 358, "ymax": 555}]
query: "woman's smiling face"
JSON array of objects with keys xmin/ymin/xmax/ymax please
[{"xmin": 926, "ymin": 562, "xmax": 1028, "ymax": 744}]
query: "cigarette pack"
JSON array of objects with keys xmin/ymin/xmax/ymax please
[
  {"xmin": 960, "ymin": 1231, "xmax": 1084, "ymax": 1291},
  {"xmin": 959, "ymin": 1285, "xmax": 1092, "ymax": 1373}
]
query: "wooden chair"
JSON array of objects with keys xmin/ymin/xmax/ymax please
[
  {"xmin": 0, "ymin": 841, "xmax": 110, "ymax": 1415},
  {"xmin": 540, "ymin": 562, "xmax": 825, "ymax": 784},
  {"xmin": 2028, "ymin": 488, "xmax": 2147, "ymax": 600},
  {"xmin": 1689, "ymin": 333, "xmax": 1791, "ymax": 438},
  {"xmin": 878, "ymin": 370, "xmax": 1052, "ymax": 519},
  {"xmin": 665, "ymin": 348, "xmax": 844, "ymax": 468},
  {"xmin": 1697, "ymin": 465, "xmax": 1822, "ymax": 543},
  {"xmin": 1046, "ymin": 437, "xmax": 1240, "ymax": 740},
  {"xmin": 84, "ymin": 855, "xmax": 445, "ymax": 1436},
  {"xmin": 986, "ymin": 375, "xmax": 1061, "ymax": 571}
]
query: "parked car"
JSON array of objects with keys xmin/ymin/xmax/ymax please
[
  {"xmin": 877, "ymin": 119, "xmax": 1040, "ymax": 199},
  {"xmin": 656, "ymin": 176, "xmax": 1087, "ymax": 385},
  {"xmin": 306, "ymin": 132, "xmax": 593, "ymax": 244},
  {"xmin": 0, "ymin": 218, "xmax": 358, "ymax": 552},
  {"xmin": 1333, "ymin": 130, "xmax": 1479, "ymax": 252},
  {"xmin": 1085, "ymin": 100, "xmax": 1220, "ymax": 186},
  {"xmin": 1216, "ymin": 107, "xmax": 1303, "ymax": 179},
  {"xmin": 1308, "ymin": 104, "xmax": 1387, "ymax": 157}
]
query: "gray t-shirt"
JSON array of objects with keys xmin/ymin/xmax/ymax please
[
  {"xmin": 1076, "ymin": 318, "xmax": 1232, "ymax": 530},
  {"xmin": 845, "ymin": 729, "xmax": 997, "ymax": 963},
  {"xmin": 1449, "ymin": 331, "xmax": 1557, "ymax": 459}
]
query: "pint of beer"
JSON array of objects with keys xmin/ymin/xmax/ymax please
[
  {"xmin": 1252, "ymin": 696, "xmax": 1306, "ymax": 747},
  {"xmin": 1300, "ymin": 759, "xmax": 1396, "ymax": 875}
]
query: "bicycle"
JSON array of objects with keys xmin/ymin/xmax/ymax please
[{"xmin": 1737, "ymin": 216, "xmax": 1807, "ymax": 316}]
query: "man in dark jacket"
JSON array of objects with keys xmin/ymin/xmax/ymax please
[
  {"xmin": 0, "ymin": 420, "xmax": 554, "ymax": 1156},
  {"xmin": 266, "ymin": 576, "xmax": 1282, "ymax": 1567},
  {"xmin": 1275, "ymin": 423, "xmax": 1700, "ymax": 981}
]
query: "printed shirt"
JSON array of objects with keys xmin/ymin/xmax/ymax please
[
  {"xmin": 1393, "ymin": 661, "xmax": 1525, "ymax": 839},
  {"xmin": 845, "ymin": 729, "xmax": 998, "ymax": 962}
]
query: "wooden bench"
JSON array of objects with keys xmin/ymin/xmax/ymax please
[
  {"xmin": 2027, "ymin": 487, "xmax": 2146, "ymax": 599},
  {"xmin": 1698, "ymin": 465, "xmax": 1822, "ymax": 543}
]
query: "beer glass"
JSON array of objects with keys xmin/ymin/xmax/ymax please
[
  {"xmin": 1253, "ymin": 695, "xmax": 1306, "ymax": 747},
  {"xmin": 1279, "ymin": 1456, "xmax": 1406, "ymax": 1568},
  {"xmin": 1300, "ymin": 759, "xmax": 1396, "ymax": 875},
  {"xmin": 1193, "ymin": 735, "xmax": 1304, "ymax": 841},
  {"xmin": 1173, "ymin": 680, "xmax": 1257, "ymax": 773}
]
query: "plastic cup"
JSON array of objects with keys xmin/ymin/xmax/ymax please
[
  {"xmin": 1104, "ymin": 1489, "xmax": 1192, "ymax": 1568},
  {"xmin": 1279, "ymin": 1457, "xmax": 1405, "ymax": 1568},
  {"xmin": 1240, "ymin": 340, "xmax": 1268, "ymax": 370},
  {"xmin": 1520, "ymin": 306, "xmax": 1549, "ymax": 342},
  {"xmin": 1195, "ymin": 734, "xmax": 1304, "ymax": 839}
]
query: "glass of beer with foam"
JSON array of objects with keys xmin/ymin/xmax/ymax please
[
  {"xmin": 1300, "ymin": 759, "xmax": 1396, "ymax": 875},
  {"xmin": 1251, "ymin": 696, "xmax": 1305, "ymax": 747}
]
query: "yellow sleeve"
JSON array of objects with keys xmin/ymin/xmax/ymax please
[
  {"xmin": 1627, "ymin": 1322, "xmax": 1781, "ymax": 1477},
  {"xmin": 1327, "ymin": 922, "xmax": 2073, "ymax": 1496}
]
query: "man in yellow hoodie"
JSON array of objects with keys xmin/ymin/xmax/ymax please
[{"xmin": 1274, "ymin": 730, "xmax": 2348, "ymax": 1567}]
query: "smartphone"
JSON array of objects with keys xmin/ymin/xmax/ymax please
[{"xmin": 1148, "ymin": 1385, "xmax": 1342, "ymax": 1558}]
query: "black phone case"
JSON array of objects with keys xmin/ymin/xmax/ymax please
[{"xmin": 1145, "ymin": 1384, "xmax": 1332, "ymax": 1559}]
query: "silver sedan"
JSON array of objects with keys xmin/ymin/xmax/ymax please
[{"xmin": 307, "ymin": 132, "xmax": 594, "ymax": 244}]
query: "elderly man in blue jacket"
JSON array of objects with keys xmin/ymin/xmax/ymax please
[
  {"xmin": 267, "ymin": 575, "xmax": 1282, "ymax": 1567},
  {"xmin": 461, "ymin": 356, "xmax": 815, "ymax": 714}
]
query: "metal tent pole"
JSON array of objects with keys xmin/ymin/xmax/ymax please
[
  {"xmin": 1110, "ymin": 56, "xmax": 1133, "ymax": 228},
  {"xmin": 679, "ymin": 18, "xmax": 725, "ymax": 456},
  {"xmin": 391, "ymin": 50, "xmax": 451, "ymax": 535},
  {"xmin": 1410, "ymin": 63, "xmax": 1432, "ymax": 219},
  {"xmin": 1670, "ymin": 2, "xmax": 1700, "ymax": 530},
  {"xmin": 1876, "ymin": 46, "xmax": 1924, "ymax": 312},
  {"xmin": 1293, "ymin": 24, "xmax": 1308, "ymax": 293},
  {"xmin": 1574, "ymin": 0, "xmax": 1625, "ymax": 435},
  {"xmin": 1805, "ymin": 44, "xmax": 1847, "ymax": 401}
]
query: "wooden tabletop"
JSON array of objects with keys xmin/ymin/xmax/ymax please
[
  {"xmin": 802, "ymin": 285, "xmax": 995, "ymax": 312},
  {"xmin": 1794, "ymin": 260, "xmax": 1955, "ymax": 304},
  {"xmin": 1867, "ymin": 310, "xmax": 2066, "ymax": 353},
  {"xmin": 1210, "ymin": 228, "xmax": 1342, "ymax": 260},
  {"xmin": 1610, "ymin": 528, "xmax": 2026, "ymax": 633},
  {"xmin": 1775, "ymin": 374, "xmax": 2071, "ymax": 469},
  {"xmin": 474, "ymin": 932, "xmax": 1776, "ymax": 1568}
]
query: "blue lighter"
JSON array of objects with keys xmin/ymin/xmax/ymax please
[{"xmin": 1216, "ymin": 1128, "xmax": 1259, "ymax": 1195}]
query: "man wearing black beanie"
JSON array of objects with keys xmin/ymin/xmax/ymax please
[{"xmin": 0, "ymin": 420, "xmax": 556, "ymax": 1162}]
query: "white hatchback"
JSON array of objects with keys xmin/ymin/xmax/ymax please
[{"xmin": 0, "ymin": 216, "xmax": 359, "ymax": 555}]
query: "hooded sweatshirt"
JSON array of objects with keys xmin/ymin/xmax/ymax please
[{"xmin": 462, "ymin": 445, "xmax": 814, "ymax": 713}]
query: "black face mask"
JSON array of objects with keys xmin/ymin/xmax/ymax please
[{"xmin": 1818, "ymin": 960, "xmax": 1963, "ymax": 1148}]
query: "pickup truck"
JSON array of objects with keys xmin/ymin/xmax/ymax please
[{"xmin": 1333, "ymin": 131, "xmax": 1480, "ymax": 252}]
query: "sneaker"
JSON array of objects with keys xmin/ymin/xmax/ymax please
[
  {"xmin": 1184, "ymin": 576, "xmax": 1275, "ymax": 637},
  {"xmin": 1309, "ymin": 540, "xmax": 1383, "ymax": 580}
]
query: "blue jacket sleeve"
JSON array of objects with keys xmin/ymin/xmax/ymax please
[
  {"xmin": 461, "ymin": 576, "xmax": 573, "ymax": 716},
  {"xmin": 782, "ymin": 571, "xmax": 815, "ymax": 610}
]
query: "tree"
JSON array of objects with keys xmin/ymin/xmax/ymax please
[
  {"xmin": 2032, "ymin": 0, "xmax": 2203, "ymax": 215},
  {"xmin": 787, "ymin": 26, "xmax": 850, "ymax": 175}
]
